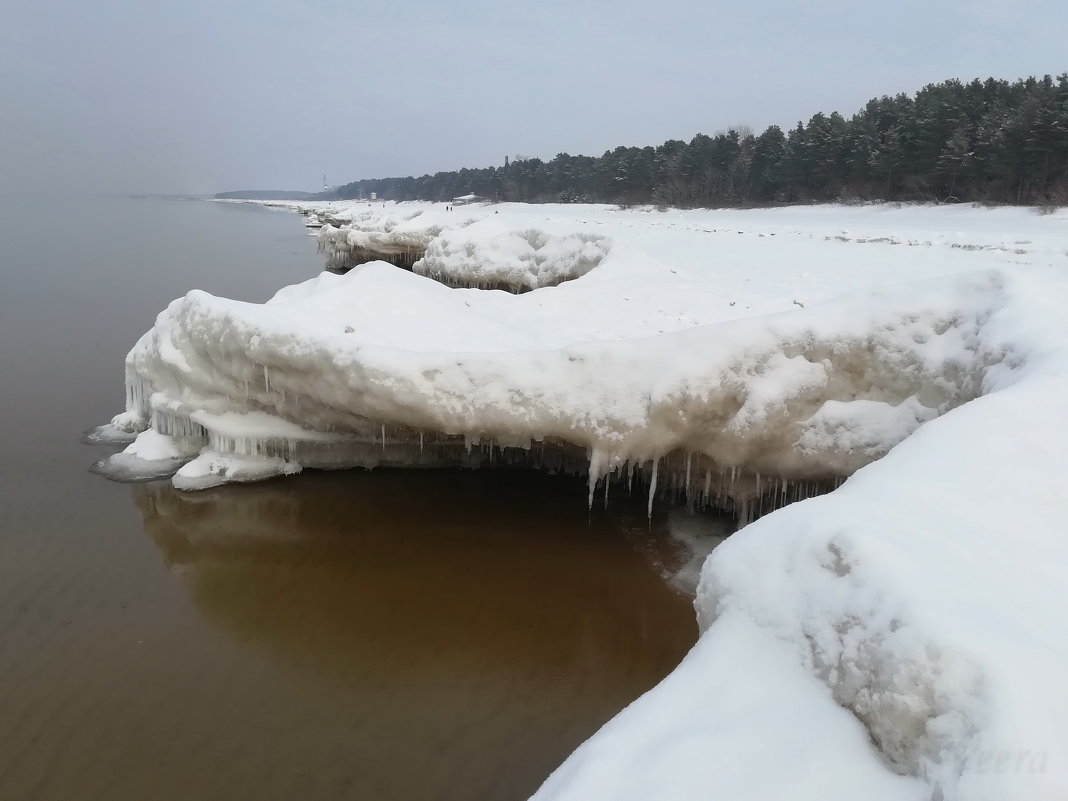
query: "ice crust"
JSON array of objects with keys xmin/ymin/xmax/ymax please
[{"xmin": 120, "ymin": 200, "xmax": 1068, "ymax": 798}]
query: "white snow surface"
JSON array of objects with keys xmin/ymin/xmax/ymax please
[
  {"xmin": 135, "ymin": 200, "xmax": 1068, "ymax": 798},
  {"xmin": 173, "ymin": 449, "xmax": 302, "ymax": 491},
  {"xmin": 539, "ymin": 266, "xmax": 1068, "ymax": 801},
  {"xmin": 415, "ymin": 224, "xmax": 612, "ymax": 290},
  {"xmin": 125, "ymin": 428, "xmax": 185, "ymax": 460}
]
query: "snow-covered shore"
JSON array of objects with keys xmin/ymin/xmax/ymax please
[
  {"xmin": 104, "ymin": 203, "xmax": 1058, "ymax": 508},
  {"xmin": 102, "ymin": 199, "xmax": 1068, "ymax": 798},
  {"xmin": 536, "ymin": 266, "xmax": 1068, "ymax": 801}
]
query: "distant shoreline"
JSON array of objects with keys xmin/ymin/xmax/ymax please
[{"xmin": 213, "ymin": 190, "xmax": 316, "ymax": 201}]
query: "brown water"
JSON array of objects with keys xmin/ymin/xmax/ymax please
[{"xmin": 0, "ymin": 196, "xmax": 709, "ymax": 801}]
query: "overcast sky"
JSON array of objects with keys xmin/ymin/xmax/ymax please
[{"xmin": 2, "ymin": 0, "xmax": 1065, "ymax": 195}]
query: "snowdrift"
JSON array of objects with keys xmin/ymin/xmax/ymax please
[
  {"xmin": 106, "ymin": 200, "xmax": 1068, "ymax": 799},
  {"xmin": 536, "ymin": 269, "xmax": 1068, "ymax": 801},
  {"xmin": 105, "ymin": 263, "xmax": 1000, "ymax": 512},
  {"xmin": 315, "ymin": 205, "xmax": 441, "ymax": 270},
  {"xmin": 415, "ymin": 227, "xmax": 612, "ymax": 291}
]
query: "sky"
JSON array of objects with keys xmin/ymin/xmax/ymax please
[{"xmin": 1, "ymin": 0, "xmax": 1065, "ymax": 195}]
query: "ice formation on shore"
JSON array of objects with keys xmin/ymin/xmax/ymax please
[
  {"xmin": 104, "ymin": 199, "xmax": 1068, "ymax": 799},
  {"xmin": 416, "ymin": 228, "xmax": 612, "ymax": 291},
  {"xmin": 103, "ymin": 202, "xmax": 1054, "ymax": 509},
  {"xmin": 314, "ymin": 205, "xmax": 439, "ymax": 271},
  {"xmin": 98, "ymin": 258, "xmax": 1003, "ymax": 519},
  {"xmin": 536, "ymin": 268, "xmax": 1068, "ymax": 800},
  {"xmin": 313, "ymin": 202, "xmax": 612, "ymax": 292}
]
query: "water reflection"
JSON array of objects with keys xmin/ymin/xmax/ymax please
[{"xmin": 132, "ymin": 470, "xmax": 698, "ymax": 801}]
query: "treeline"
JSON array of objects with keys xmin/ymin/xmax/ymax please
[{"xmin": 329, "ymin": 75, "xmax": 1068, "ymax": 207}]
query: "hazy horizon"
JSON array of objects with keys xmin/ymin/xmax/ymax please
[{"xmin": 2, "ymin": 0, "xmax": 1065, "ymax": 195}]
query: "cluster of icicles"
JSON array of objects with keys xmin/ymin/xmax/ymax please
[
  {"xmin": 121, "ymin": 376, "xmax": 843, "ymax": 524},
  {"xmin": 318, "ymin": 239, "xmax": 426, "ymax": 272},
  {"xmin": 315, "ymin": 224, "xmax": 431, "ymax": 273}
]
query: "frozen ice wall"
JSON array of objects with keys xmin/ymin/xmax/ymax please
[
  {"xmin": 415, "ymin": 228, "xmax": 612, "ymax": 291},
  {"xmin": 315, "ymin": 205, "xmax": 442, "ymax": 271},
  {"xmin": 99, "ymin": 201, "xmax": 1068, "ymax": 515},
  {"xmin": 109, "ymin": 202, "xmax": 1068, "ymax": 532},
  {"xmin": 100, "ymin": 260, "xmax": 1004, "ymax": 512}
]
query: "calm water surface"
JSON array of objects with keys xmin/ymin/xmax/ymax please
[{"xmin": 0, "ymin": 197, "xmax": 704, "ymax": 800}]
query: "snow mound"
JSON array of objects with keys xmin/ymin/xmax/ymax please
[
  {"xmin": 534, "ymin": 268, "xmax": 1068, "ymax": 800},
  {"xmin": 533, "ymin": 615, "xmax": 925, "ymax": 801},
  {"xmin": 317, "ymin": 223, "xmax": 434, "ymax": 271},
  {"xmin": 173, "ymin": 449, "xmax": 302, "ymax": 490},
  {"xmin": 316, "ymin": 206, "xmax": 442, "ymax": 270},
  {"xmin": 107, "ymin": 262, "xmax": 1003, "ymax": 518},
  {"xmin": 415, "ymin": 228, "xmax": 612, "ymax": 291},
  {"xmin": 91, "ymin": 429, "xmax": 193, "ymax": 481}
]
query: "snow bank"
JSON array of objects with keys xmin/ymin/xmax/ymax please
[
  {"xmin": 534, "ymin": 615, "xmax": 925, "ymax": 801},
  {"xmin": 538, "ymin": 268, "xmax": 1068, "ymax": 800},
  {"xmin": 314, "ymin": 202, "xmax": 613, "ymax": 290},
  {"xmin": 415, "ymin": 227, "xmax": 612, "ymax": 291},
  {"xmin": 99, "ymin": 262, "xmax": 1003, "ymax": 514},
  {"xmin": 315, "ymin": 204, "xmax": 443, "ymax": 270},
  {"xmin": 91, "ymin": 428, "xmax": 192, "ymax": 481}
]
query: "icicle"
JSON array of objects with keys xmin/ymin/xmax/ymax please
[
  {"xmin": 704, "ymin": 469, "xmax": 712, "ymax": 501},
  {"xmin": 419, "ymin": 431, "xmax": 424, "ymax": 453},
  {"xmin": 263, "ymin": 364, "xmax": 270, "ymax": 393},
  {"xmin": 587, "ymin": 448, "xmax": 605, "ymax": 511},
  {"xmin": 381, "ymin": 424, "xmax": 386, "ymax": 453},
  {"xmin": 684, "ymin": 453, "xmax": 693, "ymax": 507},
  {"xmin": 647, "ymin": 458, "xmax": 659, "ymax": 520}
]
